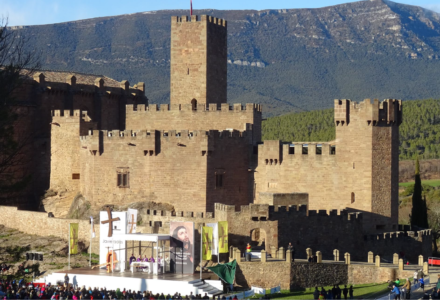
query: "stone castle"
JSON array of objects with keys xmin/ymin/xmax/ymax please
[{"xmin": 3, "ymin": 15, "xmax": 431, "ymax": 262}]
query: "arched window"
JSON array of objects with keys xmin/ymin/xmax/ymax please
[
  {"xmin": 351, "ymin": 192, "xmax": 355, "ymax": 204},
  {"xmin": 191, "ymin": 99, "xmax": 197, "ymax": 111}
]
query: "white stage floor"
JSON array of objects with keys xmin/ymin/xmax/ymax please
[{"xmin": 37, "ymin": 268, "xmax": 223, "ymax": 296}]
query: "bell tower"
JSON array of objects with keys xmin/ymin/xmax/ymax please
[{"xmin": 170, "ymin": 15, "xmax": 227, "ymax": 107}]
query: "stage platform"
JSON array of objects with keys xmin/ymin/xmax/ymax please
[{"xmin": 37, "ymin": 268, "xmax": 223, "ymax": 296}]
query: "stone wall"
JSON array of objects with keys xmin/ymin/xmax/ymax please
[
  {"xmin": 0, "ymin": 206, "xmax": 100, "ymax": 251},
  {"xmin": 347, "ymin": 264, "xmax": 414, "ymax": 285},
  {"xmin": 7, "ymin": 72, "xmax": 147, "ymax": 209},
  {"xmin": 125, "ymin": 104, "xmax": 262, "ymax": 144},
  {"xmin": 254, "ymin": 99, "xmax": 402, "ymax": 233},
  {"xmin": 79, "ymin": 129, "xmax": 252, "ymax": 213},
  {"xmin": 235, "ymin": 260, "xmax": 416, "ymax": 290},
  {"xmin": 291, "ymin": 263, "xmax": 348, "ymax": 288},
  {"xmin": 220, "ymin": 204, "xmax": 431, "ymax": 262},
  {"xmin": 236, "ymin": 261, "xmax": 291, "ymax": 290}
]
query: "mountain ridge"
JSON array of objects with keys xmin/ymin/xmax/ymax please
[{"xmin": 10, "ymin": 0, "xmax": 440, "ymax": 116}]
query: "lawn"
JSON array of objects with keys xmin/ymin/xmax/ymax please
[
  {"xmin": 399, "ymin": 179, "xmax": 440, "ymax": 188},
  {"xmin": 250, "ymin": 281, "xmax": 395, "ymax": 299}
]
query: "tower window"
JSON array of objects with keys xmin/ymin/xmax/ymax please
[
  {"xmin": 191, "ymin": 99, "xmax": 197, "ymax": 111},
  {"xmin": 316, "ymin": 144, "xmax": 322, "ymax": 155},
  {"xmin": 330, "ymin": 146, "xmax": 336, "ymax": 155},
  {"xmin": 289, "ymin": 145, "xmax": 295, "ymax": 154},
  {"xmin": 351, "ymin": 192, "xmax": 355, "ymax": 204},
  {"xmin": 302, "ymin": 145, "xmax": 308, "ymax": 155},
  {"xmin": 215, "ymin": 174, "xmax": 223, "ymax": 188},
  {"xmin": 72, "ymin": 174, "xmax": 80, "ymax": 180}
]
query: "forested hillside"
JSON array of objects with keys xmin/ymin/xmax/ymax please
[
  {"xmin": 11, "ymin": 0, "xmax": 440, "ymax": 116},
  {"xmin": 262, "ymin": 99, "xmax": 440, "ymax": 160}
]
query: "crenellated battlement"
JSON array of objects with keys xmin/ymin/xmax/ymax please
[
  {"xmin": 214, "ymin": 203, "xmax": 363, "ymax": 223},
  {"xmin": 334, "ymin": 99, "xmax": 402, "ymax": 126},
  {"xmin": 52, "ymin": 109, "xmax": 82, "ymax": 118},
  {"xmin": 269, "ymin": 206, "xmax": 363, "ymax": 223},
  {"xmin": 171, "ymin": 15, "xmax": 227, "ymax": 27},
  {"xmin": 79, "ymin": 129, "xmax": 249, "ymax": 141},
  {"xmin": 126, "ymin": 103, "xmax": 262, "ymax": 113},
  {"xmin": 365, "ymin": 229, "xmax": 432, "ymax": 242}
]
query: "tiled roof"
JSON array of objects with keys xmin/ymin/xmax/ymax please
[{"xmin": 32, "ymin": 70, "xmax": 123, "ymax": 88}]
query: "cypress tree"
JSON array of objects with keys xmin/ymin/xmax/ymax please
[{"xmin": 411, "ymin": 157, "xmax": 428, "ymax": 228}]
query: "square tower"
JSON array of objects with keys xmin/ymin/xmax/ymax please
[{"xmin": 170, "ymin": 15, "xmax": 227, "ymax": 107}]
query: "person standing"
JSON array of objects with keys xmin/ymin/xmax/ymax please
[
  {"xmin": 436, "ymin": 274, "xmax": 440, "ymax": 296},
  {"xmin": 342, "ymin": 285, "xmax": 348, "ymax": 299},
  {"xmin": 348, "ymin": 286, "xmax": 353, "ymax": 299},
  {"xmin": 129, "ymin": 254, "xmax": 136, "ymax": 265},
  {"xmin": 64, "ymin": 274, "xmax": 69, "ymax": 288},
  {"xmin": 246, "ymin": 243, "xmax": 252, "ymax": 261},
  {"xmin": 287, "ymin": 243, "xmax": 295, "ymax": 262},
  {"xmin": 414, "ymin": 271, "xmax": 419, "ymax": 284},
  {"xmin": 392, "ymin": 284, "xmax": 401, "ymax": 300},
  {"xmin": 402, "ymin": 279, "xmax": 411, "ymax": 299},
  {"xmin": 313, "ymin": 287, "xmax": 320, "ymax": 300}
]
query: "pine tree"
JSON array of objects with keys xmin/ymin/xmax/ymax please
[{"xmin": 411, "ymin": 157, "xmax": 428, "ymax": 228}]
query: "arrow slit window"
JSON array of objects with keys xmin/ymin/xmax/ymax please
[{"xmin": 117, "ymin": 168, "xmax": 130, "ymax": 188}]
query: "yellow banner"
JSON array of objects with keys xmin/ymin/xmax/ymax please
[
  {"xmin": 202, "ymin": 226, "xmax": 213, "ymax": 260},
  {"xmin": 70, "ymin": 223, "xmax": 79, "ymax": 255},
  {"xmin": 218, "ymin": 221, "xmax": 228, "ymax": 253}
]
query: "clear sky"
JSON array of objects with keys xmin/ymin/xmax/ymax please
[{"xmin": 1, "ymin": 0, "xmax": 440, "ymax": 26}]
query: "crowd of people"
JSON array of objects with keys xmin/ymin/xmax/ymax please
[
  {"xmin": 0, "ymin": 278, "xmax": 244, "ymax": 300},
  {"xmin": 312, "ymin": 285, "xmax": 353, "ymax": 299}
]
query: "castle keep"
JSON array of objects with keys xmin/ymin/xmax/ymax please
[{"xmin": 4, "ymin": 14, "xmax": 429, "ymax": 262}]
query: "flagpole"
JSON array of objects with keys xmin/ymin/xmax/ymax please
[
  {"xmin": 200, "ymin": 225, "xmax": 202, "ymax": 280},
  {"xmin": 89, "ymin": 217, "xmax": 92, "ymax": 267},
  {"xmin": 68, "ymin": 223, "xmax": 71, "ymax": 270},
  {"xmin": 218, "ymin": 233, "xmax": 220, "ymax": 264}
]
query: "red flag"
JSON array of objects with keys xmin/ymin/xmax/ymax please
[{"xmin": 190, "ymin": 0, "xmax": 193, "ymax": 16}]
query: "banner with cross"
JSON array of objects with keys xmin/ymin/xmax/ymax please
[
  {"xmin": 127, "ymin": 209, "xmax": 138, "ymax": 234},
  {"xmin": 70, "ymin": 223, "xmax": 79, "ymax": 254},
  {"xmin": 202, "ymin": 226, "xmax": 213, "ymax": 260},
  {"xmin": 218, "ymin": 221, "xmax": 228, "ymax": 253}
]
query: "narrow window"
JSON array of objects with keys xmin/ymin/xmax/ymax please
[
  {"xmin": 265, "ymin": 159, "xmax": 269, "ymax": 165},
  {"xmin": 302, "ymin": 144, "xmax": 308, "ymax": 155},
  {"xmin": 351, "ymin": 192, "xmax": 355, "ymax": 204},
  {"xmin": 187, "ymin": 68, "xmax": 190, "ymax": 75},
  {"xmin": 330, "ymin": 146, "xmax": 336, "ymax": 155},
  {"xmin": 353, "ymin": 162, "xmax": 355, "ymax": 169},
  {"xmin": 316, "ymin": 144, "xmax": 322, "ymax": 155},
  {"xmin": 289, "ymin": 145, "xmax": 295, "ymax": 154},
  {"xmin": 215, "ymin": 174, "xmax": 223, "ymax": 188},
  {"xmin": 191, "ymin": 99, "xmax": 197, "ymax": 111},
  {"xmin": 72, "ymin": 174, "xmax": 80, "ymax": 180},
  {"xmin": 117, "ymin": 168, "xmax": 129, "ymax": 188}
]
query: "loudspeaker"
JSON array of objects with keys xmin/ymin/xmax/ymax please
[
  {"xmin": 39, "ymin": 254, "xmax": 43, "ymax": 261},
  {"xmin": 26, "ymin": 253, "xmax": 30, "ymax": 260}
]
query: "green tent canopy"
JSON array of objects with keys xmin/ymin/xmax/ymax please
[{"xmin": 206, "ymin": 259, "xmax": 237, "ymax": 285}]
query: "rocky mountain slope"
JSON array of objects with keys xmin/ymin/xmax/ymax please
[{"xmin": 11, "ymin": 0, "xmax": 440, "ymax": 115}]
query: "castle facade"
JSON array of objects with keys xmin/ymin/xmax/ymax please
[{"xmin": 6, "ymin": 14, "xmax": 428, "ymax": 261}]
